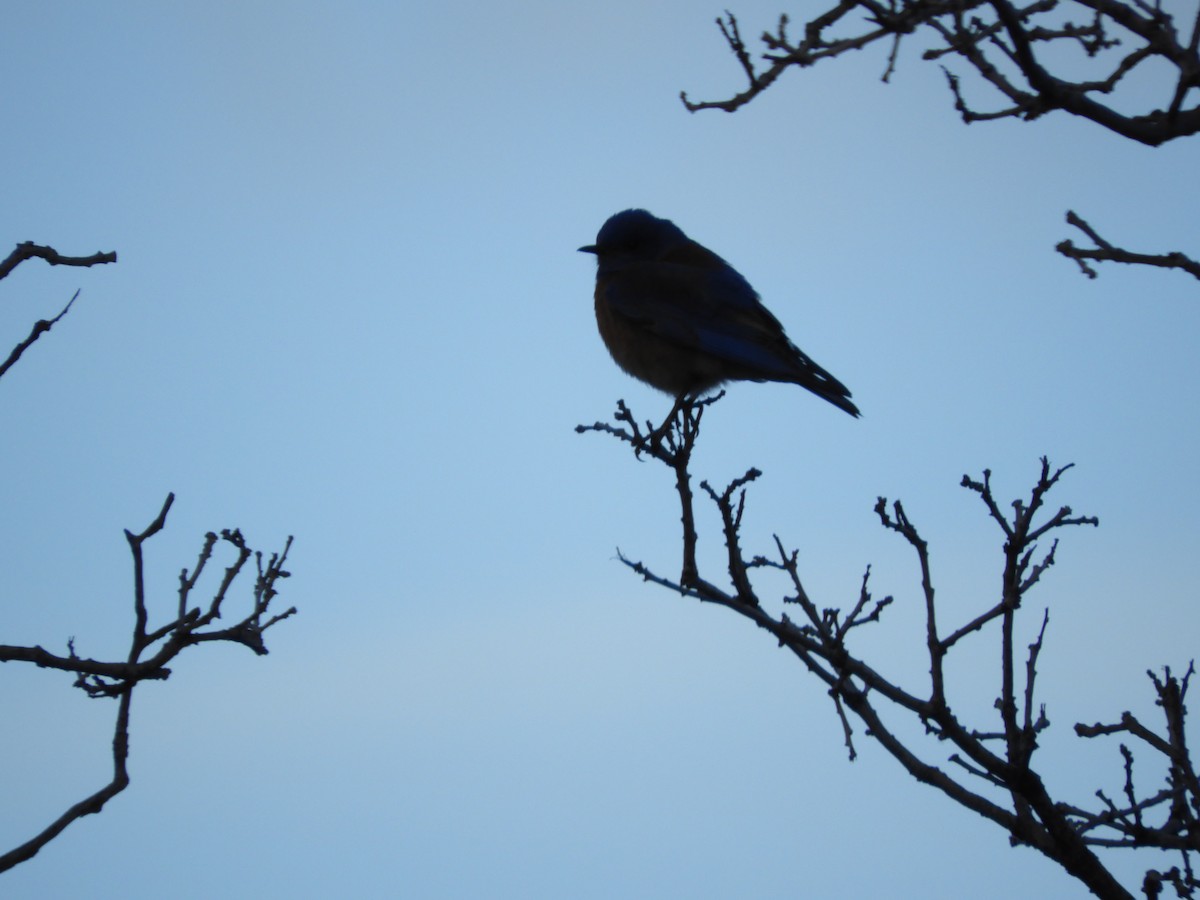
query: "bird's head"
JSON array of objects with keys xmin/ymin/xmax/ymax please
[{"xmin": 579, "ymin": 209, "xmax": 687, "ymax": 268}]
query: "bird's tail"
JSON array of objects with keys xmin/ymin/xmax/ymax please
[{"xmin": 787, "ymin": 348, "xmax": 860, "ymax": 417}]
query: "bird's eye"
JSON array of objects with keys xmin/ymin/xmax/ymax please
[{"xmin": 618, "ymin": 233, "xmax": 656, "ymax": 255}]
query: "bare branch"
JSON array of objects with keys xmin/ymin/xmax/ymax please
[
  {"xmin": 0, "ymin": 289, "xmax": 81, "ymax": 381},
  {"xmin": 0, "ymin": 497, "xmax": 296, "ymax": 872},
  {"xmin": 1057, "ymin": 211, "xmax": 1200, "ymax": 281},
  {"xmin": 685, "ymin": 1, "xmax": 1200, "ymax": 145},
  {"xmin": 582, "ymin": 394, "xmax": 1176, "ymax": 897},
  {"xmin": 0, "ymin": 690, "xmax": 133, "ymax": 872},
  {"xmin": 835, "ymin": 565, "xmax": 894, "ymax": 638},
  {"xmin": 1, "ymin": 242, "xmax": 117, "ymax": 383},
  {"xmin": 0, "ymin": 242, "xmax": 116, "ymax": 282},
  {"xmin": 700, "ymin": 468, "xmax": 763, "ymax": 605},
  {"xmin": 682, "ymin": 1, "xmax": 1200, "ymax": 284}
]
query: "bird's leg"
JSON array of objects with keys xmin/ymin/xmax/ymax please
[
  {"xmin": 665, "ymin": 393, "xmax": 690, "ymax": 439},
  {"xmin": 643, "ymin": 393, "xmax": 690, "ymax": 455}
]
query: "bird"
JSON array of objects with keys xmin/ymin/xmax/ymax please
[{"xmin": 579, "ymin": 209, "xmax": 859, "ymax": 417}]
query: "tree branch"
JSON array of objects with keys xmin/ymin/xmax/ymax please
[
  {"xmin": 0, "ymin": 690, "xmax": 134, "ymax": 872},
  {"xmin": 0, "ymin": 289, "xmax": 81, "ymax": 381},
  {"xmin": 1057, "ymin": 210, "xmax": 1200, "ymax": 281},
  {"xmin": 0, "ymin": 497, "xmax": 296, "ymax": 872},
  {"xmin": 684, "ymin": 2, "xmax": 1200, "ymax": 145},
  {"xmin": 581, "ymin": 396, "xmax": 1185, "ymax": 898},
  {"xmin": 0, "ymin": 241, "xmax": 117, "ymax": 383},
  {"xmin": 682, "ymin": 2, "xmax": 1200, "ymax": 285},
  {"xmin": 0, "ymin": 242, "xmax": 117, "ymax": 282}
]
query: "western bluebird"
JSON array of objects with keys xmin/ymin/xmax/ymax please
[{"xmin": 580, "ymin": 209, "xmax": 859, "ymax": 417}]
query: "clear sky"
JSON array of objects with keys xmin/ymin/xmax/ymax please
[{"xmin": 1, "ymin": 2, "xmax": 1197, "ymax": 898}]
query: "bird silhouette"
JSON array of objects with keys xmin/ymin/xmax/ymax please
[{"xmin": 580, "ymin": 209, "xmax": 859, "ymax": 417}]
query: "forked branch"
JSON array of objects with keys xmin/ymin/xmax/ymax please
[
  {"xmin": 0, "ymin": 496, "xmax": 296, "ymax": 872},
  {"xmin": 581, "ymin": 395, "xmax": 1189, "ymax": 898}
]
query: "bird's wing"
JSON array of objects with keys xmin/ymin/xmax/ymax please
[{"xmin": 602, "ymin": 241, "xmax": 814, "ymax": 383}]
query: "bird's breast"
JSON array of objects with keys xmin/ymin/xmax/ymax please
[{"xmin": 594, "ymin": 286, "xmax": 726, "ymax": 396}]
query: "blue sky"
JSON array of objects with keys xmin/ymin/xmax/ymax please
[{"xmin": 1, "ymin": 2, "xmax": 1197, "ymax": 897}]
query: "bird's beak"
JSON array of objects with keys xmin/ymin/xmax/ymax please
[{"xmin": 578, "ymin": 244, "xmax": 597, "ymax": 254}]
